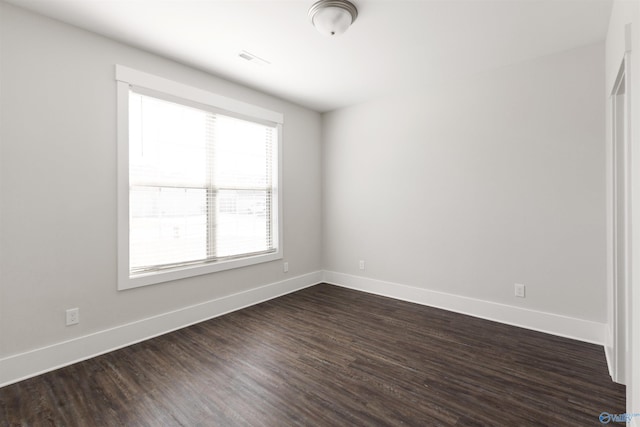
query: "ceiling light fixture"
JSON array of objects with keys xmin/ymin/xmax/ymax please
[{"xmin": 308, "ymin": 0, "xmax": 358, "ymax": 37}]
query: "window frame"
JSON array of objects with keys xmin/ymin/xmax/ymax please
[{"xmin": 116, "ymin": 65, "xmax": 283, "ymax": 290}]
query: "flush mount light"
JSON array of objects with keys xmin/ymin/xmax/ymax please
[{"xmin": 308, "ymin": 0, "xmax": 358, "ymax": 37}]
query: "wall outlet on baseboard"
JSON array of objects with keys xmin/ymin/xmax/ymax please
[
  {"xmin": 514, "ymin": 283, "xmax": 526, "ymax": 298},
  {"xmin": 359, "ymin": 260, "xmax": 365, "ymax": 270},
  {"xmin": 66, "ymin": 308, "xmax": 79, "ymax": 326}
]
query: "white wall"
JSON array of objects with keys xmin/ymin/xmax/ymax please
[
  {"xmin": 606, "ymin": 0, "xmax": 640, "ymax": 417},
  {"xmin": 323, "ymin": 44, "xmax": 606, "ymax": 326},
  {"xmin": 0, "ymin": 3, "xmax": 322, "ymax": 372}
]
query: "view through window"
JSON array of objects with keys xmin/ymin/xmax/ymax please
[{"xmin": 128, "ymin": 91, "xmax": 277, "ymax": 276}]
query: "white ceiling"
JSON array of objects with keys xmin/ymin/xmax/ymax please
[{"xmin": 6, "ymin": 0, "xmax": 612, "ymax": 112}]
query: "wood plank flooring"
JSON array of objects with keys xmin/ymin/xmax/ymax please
[{"xmin": 0, "ymin": 284, "xmax": 625, "ymax": 426}]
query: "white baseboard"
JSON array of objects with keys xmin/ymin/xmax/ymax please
[
  {"xmin": 0, "ymin": 271, "xmax": 323, "ymax": 388},
  {"xmin": 323, "ymin": 271, "xmax": 606, "ymax": 345},
  {"xmin": 604, "ymin": 324, "xmax": 615, "ymax": 379},
  {"xmin": 605, "ymin": 345, "xmax": 615, "ymax": 379},
  {"xmin": 0, "ymin": 270, "xmax": 608, "ymax": 388}
]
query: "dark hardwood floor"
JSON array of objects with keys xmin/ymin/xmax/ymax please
[{"xmin": 0, "ymin": 284, "xmax": 625, "ymax": 426}]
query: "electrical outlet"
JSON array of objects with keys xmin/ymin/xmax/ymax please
[
  {"xmin": 359, "ymin": 260, "xmax": 365, "ymax": 270},
  {"xmin": 66, "ymin": 308, "xmax": 79, "ymax": 326},
  {"xmin": 514, "ymin": 283, "xmax": 526, "ymax": 298},
  {"xmin": 283, "ymin": 262, "xmax": 289, "ymax": 273}
]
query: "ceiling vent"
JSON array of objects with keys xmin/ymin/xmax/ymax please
[{"xmin": 238, "ymin": 50, "xmax": 270, "ymax": 66}]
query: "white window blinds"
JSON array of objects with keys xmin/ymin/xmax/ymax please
[{"xmin": 128, "ymin": 90, "xmax": 278, "ymax": 276}]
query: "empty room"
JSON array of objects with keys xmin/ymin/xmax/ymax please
[{"xmin": 0, "ymin": 0, "xmax": 639, "ymax": 425}]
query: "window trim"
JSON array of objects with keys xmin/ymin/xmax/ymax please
[{"xmin": 116, "ymin": 65, "xmax": 283, "ymax": 291}]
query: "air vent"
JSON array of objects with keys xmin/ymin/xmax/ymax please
[{"xmin": 238, "ymin": 50, "xmax": 270, "ymax": 66}]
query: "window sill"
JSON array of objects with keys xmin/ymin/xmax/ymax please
[{"xmin": 118, "ymin": 250, "xmax": 282, "ymax": 290}]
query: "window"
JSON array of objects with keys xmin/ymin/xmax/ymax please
[{"xmin": 116, "ymin": 66, "xmax": 283, "ymax": 290}]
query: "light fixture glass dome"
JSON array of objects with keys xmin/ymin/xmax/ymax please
[{"xmin": 309, "ymin": 0, "xmax": 358, "ymax": 37}]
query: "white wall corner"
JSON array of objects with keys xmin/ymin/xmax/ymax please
[
  {"xmin": 0, "ymin": 271, "xmax": 323, "ymax": 388},
  {"xmin": 322, "ymin": 271, "xmax": 606, "ymax": 346}
]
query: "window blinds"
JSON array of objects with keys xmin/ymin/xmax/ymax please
[{"xmin": 128, "ymin": 90, "xmax": 277, "ymax": 276}]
